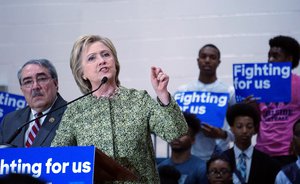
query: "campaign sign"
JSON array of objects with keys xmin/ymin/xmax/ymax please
[
  {"xmin": 0, "ymin": 91, "xmax": 27, "ymax": 122},
  {"xmin": 0, "ymin": 146, "xmax": 95, "ymax": 183},
  {"xmin": 174, "ymin": 91, "xmax": 229, "ymax": 128},
  {"xmin": 233, "ymin": 62, "xmax": 291, "ymax": 103}
]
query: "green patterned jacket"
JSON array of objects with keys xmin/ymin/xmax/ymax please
[{"xmin": 51, "ymin": 86, "xmax": 188, "ymax": 183}]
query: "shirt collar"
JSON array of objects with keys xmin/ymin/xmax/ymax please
[{"xmin": 233, "ymin": 145, "xmax": 254, "ymax": 159}]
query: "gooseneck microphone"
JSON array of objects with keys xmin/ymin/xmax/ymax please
[{"xmin": 4, "ymin": 77, "xmax": 108, "ymax": 146}]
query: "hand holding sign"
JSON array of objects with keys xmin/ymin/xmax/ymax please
[
  {"xmin": 201, "ymin": 123, "xmax": 227, "ymax": 139},
  {"xmin": 233, "ymin": 62, "xmax": 292, "ymax": 103}
]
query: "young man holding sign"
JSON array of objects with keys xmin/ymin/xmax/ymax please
[
  {"xmin": 176, "ymin": 44, "xmax": 236, "ymax": 161},
  {"xmin": 254, "ymin": 35, "xmax": 300, "ymax": 168}
]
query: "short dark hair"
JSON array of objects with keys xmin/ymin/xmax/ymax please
[
  {"xmin": 206, "ymin": 155, "xmax": 233, "ymax": 173},
  {"xmin": 226, "ymin": 103, "xmax": 260, "ymax": 132},
  {"xmin": 183, "ymin": 112, "xmax": 201, "ymax": 137},
  {"xmin": 269, "ymin": 35, "xmax": 300, "ymax": 69},
  {"xmin": 198, "ymin": 44, "xmax": 221, "ymax": 60}
]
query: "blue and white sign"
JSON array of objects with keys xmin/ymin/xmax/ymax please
[
  {"xmin": 0, "ymin": 91, "xmax": 27, "ymax": 122},
  {"xmin": 0, "ymin": 146, "xmax": 95, "ymax": 183},
  {"xmin": 233, "ymin": 62, "xmax": 292, "ymax": 103},
  {"xmin": 174, "ymin": 91, "xmax": 229, "ymax": 128}
]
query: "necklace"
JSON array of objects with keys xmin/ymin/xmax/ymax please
[{"xmin": 99, "ymin": 87, "xmax": 120, "ymax": 99}]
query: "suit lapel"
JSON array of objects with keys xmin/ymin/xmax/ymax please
[
  {"xmin": 33, "ymin": 113, "xmax": 60, "ymax": 146},
  {"xmin": 32, "ymin": 95, "xmax": 67, "ymax": 146},
  {"xmin": 247, "ymin": 148, "xmax": 258, "ymax": 183},
  {"xmin": 11, "ymin": 107, "xmax": 31, "ymax": 147},
  {"xmin": 229, "ymin": 148, "xmax": 235, "ymax": 164}
]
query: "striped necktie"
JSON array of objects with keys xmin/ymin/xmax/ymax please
[
  {"xmin": 237, "ymin": 152, "xmax": 247, "ymax": 183},
  {"xmin": 25, "ymin": 112, "xmax": 43, "ymax": 147}
]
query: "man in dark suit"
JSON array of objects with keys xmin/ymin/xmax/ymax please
[
  {"xmin": 0, "ymin": 59, "xmax": 67, "ymax": 147},
  {"xmin": 221, "ymin": 103, "xmax": 280, "ymax": 184},
  {"xmin": 275, "ymin": 119, "xmax": 300, "ymax": 183}
]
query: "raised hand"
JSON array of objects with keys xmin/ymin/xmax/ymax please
[{"xmin": 150, "ymin": 66, "xmax": 170, "ymax": 105}]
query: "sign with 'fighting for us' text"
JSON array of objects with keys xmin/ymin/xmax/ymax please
[
  {"xmin": 233, "ymin": 62, "xmax": 292, "ymax": 103},
  {"xmin": 174, "ymin": 91, "xmax": 229, "ymax": 128},
  {"xmin": 0, "ymin": 146, "xmax": 95, "ymax": 183},
  {"xmin": 0, "ymin": 91, "xmax": 26, "ymax": 122}
]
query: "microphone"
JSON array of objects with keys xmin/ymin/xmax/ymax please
[{"xmin": 4, "ymin": 76, "xmax": 108, "ymax": 147}]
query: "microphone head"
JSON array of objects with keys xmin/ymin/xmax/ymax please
[{"xmin": 101, "ymin": 76, "xmax": 108, "ymax": 84}]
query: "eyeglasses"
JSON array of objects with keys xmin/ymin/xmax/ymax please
[
  {"xmin": 208, "ymin": 169, "xmax": 231, "ymax": 176},
  {"xmin": 21, "ymin": 76, "xmax": 52, "ymax": 88}
]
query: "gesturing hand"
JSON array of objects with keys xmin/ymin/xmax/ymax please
[{"xmin": 150, "ymin": 66, "xmax": 170, "ymax": 105}]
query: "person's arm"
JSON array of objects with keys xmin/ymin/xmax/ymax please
[
  {"xmin": 201, "ymin": 123, "xmax": 228, "ymax": 139},
  {"xmin": 149, "ymin": 66, "xmax": 188, "ymax": 142},
  {"xmin": 215, "ymin": 121, "xmax": 234, "ymax": 152},
  {"xmin": 51, "ymin": 107, "xmax": 77, "ymax": 147},
  {"xmin": 150, "ymin": 66, "xmax": 170, "ymax": 106}
]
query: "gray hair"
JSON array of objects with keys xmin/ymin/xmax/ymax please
[{"xmin": 17, "ymin": 59, "xmax": 58, "ymax": 85}]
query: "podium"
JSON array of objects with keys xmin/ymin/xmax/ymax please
[
  {"xmin": 0, "ymin": 146, "xmax": 138, "ymax": 183},
  {"xmin": 94, "ymin": 147, "xmax": 138, "ymax": 182}
]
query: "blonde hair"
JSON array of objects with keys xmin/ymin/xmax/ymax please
[{"xmin": 70, "ymin": 35, "xmax": 120, "ymax": 94}]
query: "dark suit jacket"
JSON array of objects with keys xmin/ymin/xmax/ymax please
[
  {"xmin": 221, "ymin": 147, "xmax": 280, "ymax": 184},
  {"xmin": 0, "ymin": 93, "xmax": 67, "ymax": 147}
]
